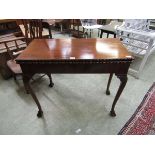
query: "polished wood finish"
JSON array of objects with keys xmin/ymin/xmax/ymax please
[
  {"xmin": 17, "ymin": 38, "xmax": 132, "ymax": 60},
  {"xmin": 16, "ymin": 38, "xmax": 133, "ymax": 118}
]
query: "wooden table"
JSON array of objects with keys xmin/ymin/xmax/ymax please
[{"xmin": 16, "ymin": 38, "xmax": 133, "ymax": 118}]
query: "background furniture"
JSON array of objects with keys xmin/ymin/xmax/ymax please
[
  {"xmin": 99, "ymin": 20, "xmax": 123, "ymax": 38},
  {"xmin": 20, "ymin": 19, "xmax": 52, "ymax": 44},
  {"xmin": 80, "ymin": 19, "xmax": 103, "ymax": 38},
  {"xmin": 16, "ymin": 38, "xmax": 133, "ymax": 117},
  {"xmin": 42, "ymin": 19, "xmax": 65, "ymax": 38},
  {"xmin": 0, "ymin": 31, "xmax": 26, "ymax": 79},
  {"xmin": 21, "ymin": 19, "xmax": 53, "ymax": 86},
  {"xmin": 0, "ymin": 20, "xmax": 53, "ymax": 87},
  {"xmin": 69, "ymin": 19, "xmax": 87, "ymax": 38},
  {"xmin": 116, "ymin": 19, "xmax": 155, "ymax": 78},
  {"xmin": 1, "ymin": 37, "xmax": 27, "ymax": 81},
  {"xmin": 0, "ymin": 19, "xmax": 20, "ymax": 35},
  {"xmin": 0, "ymin": 36, "xmax": 53, "ymax": 94}
]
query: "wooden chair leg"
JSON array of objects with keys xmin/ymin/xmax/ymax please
[
  {"xmin": 13, "ymin": 74, "xmax": 17, "ymax": 81},
  {"xmin": 107, "ymin": 33, "xmax": 109, "ymax": 38},
  {"xmin": 100, "ymin": 31, "xmax": 104, "ymax": 38},
  {"xmin": 98, "ymin": 29, "xmax": 100, "ymax": 37},
  {"xmin": 46, "ymin": 74, "xmax": 54, "ymax": 87},
  {"xmin": 48, "ymin": 25, "xmax": 52, "ymax": 39}
]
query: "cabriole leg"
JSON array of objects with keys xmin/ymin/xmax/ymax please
[
  {"xmin": 106, "ymin": 73, "xmax": 113, "ymax": 95},
  {"xmin": 110, "ymin": 74, "xmax": 127, "ymax": 117},
  {"xmin": 23, "ymin": 74, "xmax": 43, "ymax": 118}
]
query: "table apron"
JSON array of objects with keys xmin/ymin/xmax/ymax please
[{"xmin": 20, "ymin": 63, "xmax": 131, "ymax": 74}]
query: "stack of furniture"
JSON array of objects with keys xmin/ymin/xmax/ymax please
[{"xmin": 116, "ymin": 19, "xmax": 155, "ymax": 78}]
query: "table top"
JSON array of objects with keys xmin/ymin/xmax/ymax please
[{"xmin": 16, "ymin": 38, "xmax": 133, "ymax": 62}]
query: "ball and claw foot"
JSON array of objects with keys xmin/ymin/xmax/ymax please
[
  {"xmin": 37, "ymin": 111, "xmax": 43, "ymax": 118},
  {"xmin": 49, "ymin": 82, "xmax": 54, "ymax": 87},
  {"xmin": 110, "ymin": 110, "xmax": 116, "ymax": 117},
  {"xmin": 106, "ymin": 90, "xmax": 110, "ymax": 95}
]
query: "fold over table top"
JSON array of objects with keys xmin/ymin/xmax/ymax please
[{"xmin": 16, "ymin": 38, "xmax": 133, "ymax": 63}]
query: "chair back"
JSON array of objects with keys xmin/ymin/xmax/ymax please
[
  {"xmin": 0, "ymin": 37, "xmax": 27, "ymax": 60},
  {"xmin": 68, "ymin": 19, "xmax": 87, "ymax": 38},
  {"xmin": 22, "ymin": 19, "xmax": 43, "ymax": 43}
]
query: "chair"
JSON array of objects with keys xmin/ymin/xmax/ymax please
[
  {"xmin": 0, "ymin": 36, "xmax": 54, "ymax": 91},
  {"xmin": 42, "ymin": 19, "xmax": 65, "ymax": 37},
  {"xmin": 116, "ymin": 19, "xmax": 155, "ymax": 78},
  {"xmin": 0, "ymin": 36, "xmax": 27, "ymax": 81},
  {"xmin": 80, "ymin": 19, "xmax": 103, "ymax": 38},
  {"xmin": 0, "ymin": 32, "xmax": 26, "ymax": 79},
  {"xmin": 0, "ymin": 20, "xmax": 54, "ymax": 87},
  {"xmin": 20, "ymin": 19, "xmax": 54, "ymax": 86},
  {"xmin": 99, "ymin": 20, "xmax": 123, "ymax": 38},
  {"xmin": 21, "ymin": 19, "xmax": 52, "ymax": 44},
  {"xmin": 69, "ymin": 19, "xmax": 87, "ymax": 38},
  {"xmin": 42, "ymin": 19, "xmax": 55, "ymax": 38}
]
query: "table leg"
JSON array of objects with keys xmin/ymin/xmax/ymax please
[
  {"xmin": 100, "ymin": 30, "xmax": 103, "ymax": 38},
  {"xmin": 98, "ymin": 29, "xmax": 100, "ymax": 37},
  {"xmin": 46, "ymin": 73, "xmax": 54, "ymax": 87},
  {"xmin": 22, "ymin": 75, "xmax": 29, "ymax": 94},
  {"xmin": 23, "ymin": 74, "xmax": 43, "ymax": 118},
  {"xmin": 48, "ymin": 25, "xmax": 52, "ymax": 39},
  {"xmin": 90, "ymin": 29, "xmax": 92, "ymax": 38},
  {"xmin": 110, "ymin": 74, "xmax": 127, "ymax": 117},
  {"xmin": 106, "ymin": 73, "xmax": 113, "ymax": 95},
  {"xmin": 107, "ymin": 33, "xmax": 109, "ymax": 38}
]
